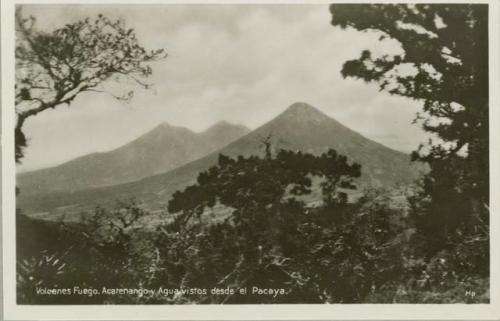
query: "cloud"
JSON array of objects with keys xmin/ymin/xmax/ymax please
[{"xmin": 18, "ymin": 4, "xmax": 428, "ymax": 171}]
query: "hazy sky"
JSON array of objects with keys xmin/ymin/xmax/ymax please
[{"xmin": 18, "ymin": 4, "xmax": 428, "ymax": 172}]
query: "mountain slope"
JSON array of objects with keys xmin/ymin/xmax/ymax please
[
  {"xmin": 18, "ymin": 102, "xmax": 424, "ymax": 218},
  {"xmin": 212, "ymin": 102, "xmax": 418, "ymax": 184},
  {"xmin": 17, "ymin": 121, "xmax": 250, "ymax": 195}
]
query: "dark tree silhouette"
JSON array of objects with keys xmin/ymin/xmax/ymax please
[
  {"xmin": 329, "ymin": 4, "xmax": 488, "ymax": 243},
  {"xmin": 15, "ymin": 9, "xmax": 167, "ymax": 162},
  {"xmin": 156, "ymin": 149, "xmax": 370, "ymax": 303},
  {"xmin": 168, "ymin": 149, "xmax": 361, "ymax": 224}
]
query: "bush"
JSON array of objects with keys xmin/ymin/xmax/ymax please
[{"xmin": 16, "ymin": 151, "xmax": 489, "ymax": 304}]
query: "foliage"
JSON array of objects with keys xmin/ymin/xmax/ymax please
[
  {"xmin": 329, "ymin": 3, "xmax": 489, "ymax": 254},
  {"xmin": 17, "ymin": 253, "xmax": 68, "ymax": 304},
  {"xmin": 366, "ymin": 276, "xmax": 489, "ymax": 303},
  {"xmin": 16, "ymin": 179, "xmax": 488, "ymax": 304},
  {"xmin": 365, "ymin": 246, "xmax": 489, "ymax": 304},
  {"xmin": 153, "ymin": 150, "xmax": 408, "ymax": 303},
  {"xmin": 16, "ymin": 200, "xmax": 158, "ymax": 304},
  {"xmin": 16, "ymin": 148, "xmax": 489, "ymax": 304},
  {"xmin": 15, "ymin": 9, "xmax": 167, "ymax": 162},
  {"xmin": 15, "ymin": 4, "xmax": 490, "ymax": 305}
]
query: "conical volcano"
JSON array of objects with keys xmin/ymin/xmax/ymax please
[
  {"xmin": 213, "ymin": 101, "xmax": 418, "ymax": 185},
  {"xmin": 18, "ymin": 102, "xmax": 422, "ymax": 217}
]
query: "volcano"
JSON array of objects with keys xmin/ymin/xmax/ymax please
[
  {"xmin": 17, "ymin": 102, "xmax": 423, "ymax": 218},
  {"xmin": 17, "ymin": 121, "xmax": 250, "ymax": 194}
]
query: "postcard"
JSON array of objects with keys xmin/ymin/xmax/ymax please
[{"xmin": 2, "ymin": 0, "xmax": 499, "ymax": 319}]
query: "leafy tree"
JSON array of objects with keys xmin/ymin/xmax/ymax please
[
  {"xmin": 154, "ymin": 149, "xmax": 413, "ymax": 303},
  {"xmin": 167, "ymin": 149, "xmax": 361, "ymax": 235},
  {"xmin": 15, "ymin": 9, "xmax": 167, "ymax": 162},
  {"xmin": 329, "ymin": 4, "xmax": 488, "ymax": 245}
]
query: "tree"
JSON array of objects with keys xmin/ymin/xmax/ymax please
[
  {"xmin": 15, "ymin": 9, "xmax": 167, "ymax": 162},
  {"xmin": 156, "ymin": 149, "xmax": 368, "ymax": 303},
  {"xmin": 167, "ymin": 149, "xmax": 361, "ymax": 230},
  {"xmin": 329, "ymin": 4, "xmax": 488, "ymax": 243}
]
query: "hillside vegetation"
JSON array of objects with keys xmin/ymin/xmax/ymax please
[{"xmin": 17, "ymin": 148, "xmax": 488, "ymax": 304}]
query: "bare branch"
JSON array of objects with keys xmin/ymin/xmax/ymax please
[{"xmin": 14, "ymin": 10, "xmax": 167, "ymax": 162}]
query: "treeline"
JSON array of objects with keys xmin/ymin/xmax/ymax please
[{"xmin": 17, "ymin": 149, "xmax": 488, "ymax": 304}]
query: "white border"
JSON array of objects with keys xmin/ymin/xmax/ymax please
[{"xmin": 2, "ymin": 0, "xmax": 500, "ymax": 320}]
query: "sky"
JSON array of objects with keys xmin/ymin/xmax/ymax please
[{"xmin": 17, "ymin": 4, "xmax": 428, "ymax": 172}]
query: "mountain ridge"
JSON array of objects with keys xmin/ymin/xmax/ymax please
[
  {"xmin": 17, "ymin": 102, "xmax": 424, "ymax": 219},
  {"xmin": 17, "ymin": 120, "xmax": 250, "ymax": 195}
]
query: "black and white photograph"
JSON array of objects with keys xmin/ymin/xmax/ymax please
[{"xmin": 2, "ymin": 0, "xmax": 499, "ymax": 319}]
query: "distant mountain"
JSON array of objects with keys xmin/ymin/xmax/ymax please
[
  {"xmin": 223, "ymin": 102, "xmax": 422, "ymax": 184},
  {"xmin": 17, "ymin": 102, "xmax": 424, "ymax": 218},
  {"xmin": 17, "ymin": 121, "xmax": 250, "ymax": 195}
]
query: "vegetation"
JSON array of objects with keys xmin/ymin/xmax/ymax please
[
  {"xmin": 329, "ymin": 3, "xmax": 489, "ymax": 252},
  {"xmin": 15, "ymin": 10, "xmax": 166, "ymax": 162},
  {"xmin": 16, "ymin": 148, "xmax": 488, "ymax": 304},
  {"xmin": 16, "ymin": 4, "xmax": 488, "ymax": 305},
  {"xmin": 330, "ymin": 2, "xmax": 489, "ymax": 302}
]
